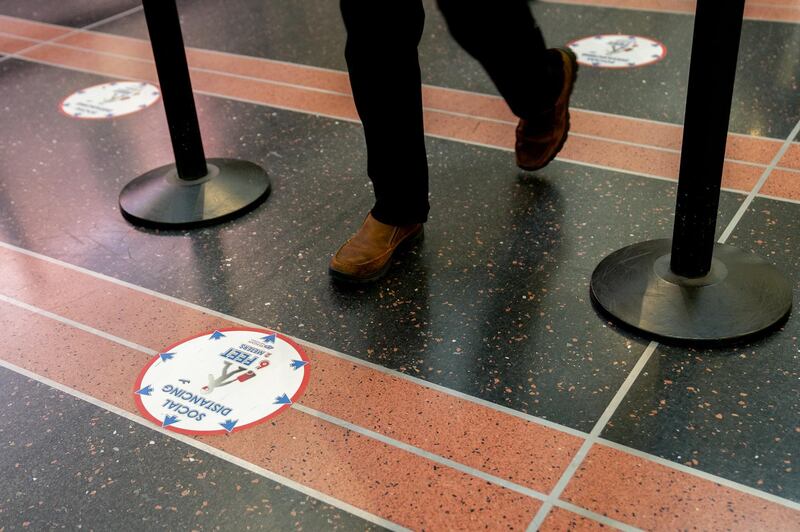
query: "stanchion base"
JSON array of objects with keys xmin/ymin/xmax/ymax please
[
  {"xmin": 591, "ymin": 239, "xmax": 792, "ymax": 343},
  {"xmin": 119, "ymin": 158, "xmax": 271, "ymax": 229}
]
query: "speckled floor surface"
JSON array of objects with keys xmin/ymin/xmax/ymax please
[{"xmin": 0, "ymin": 0, "xmax": 798, "ymax": 529}]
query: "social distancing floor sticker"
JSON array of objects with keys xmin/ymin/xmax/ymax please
[
  {"xmin": 134, "ymin": 328, "xmax": 310, "ymax": 435},
  {"xmin": 60, "ymin": 81, "xmax": 160, "ymax": 119},
  {"xmin": 568, "ymin": 34, "xmax": 667, "ymax": 68}
]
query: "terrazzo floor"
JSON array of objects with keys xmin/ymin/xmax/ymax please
[{"xmin": 0, "ymin": 0, "xmax": 798, "ymax": 529}]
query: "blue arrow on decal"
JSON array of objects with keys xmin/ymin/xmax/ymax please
[
  {"xmin": 135, "ymin": 385, "xmax": 154, "ymax": 396},
  {"xmin": 220, "ymin": 419, "xmax": 238, "ymax": 433},
  {"xmin": 159, "ymin": 352, "xmax": 175, "ymax": 362},
  {"xmin": 261, "ymin": 333, "xmax": 276, "ymax": 344},
  {"xmin": 274, "ymin": 393, "xmax": 292, "ymax": 405},
  {"xmin": 209, "ymin": 331, "xmax": 226, "ymax": 340},
  {"xmin": 162, "ymin": 415, "xmax": 179, "ymax": 427},
  {"xmin": 290, "ymin": 360, "xmax": 308, "ymax": 370}
]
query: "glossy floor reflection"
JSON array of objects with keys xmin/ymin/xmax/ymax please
[{"xmin": 0, "ymin": 0, "xmax": 798, "ymax": 529}]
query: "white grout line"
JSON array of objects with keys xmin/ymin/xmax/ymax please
[
  {"xmin": 526, "ymin": 341, "xmax": 660, "ymax": 531},
  {"xmin": 292, "ymin": 336, "xmax": 588, "ymax": 439},
  {"xmin": 718, "ymin": 117, "xmax": 800, "ymax": 243},
  {"xmin": 0, "ymin": 6, "xmax": 143, "ymax": 67},
  {"xmin": 292, "ymin": 404, "xmax": 551, "ymax": 500},
  {"xmin": 0, "ymin": 357, "xmax": 410, "ymax": 532},
  {"xmin": 0, "ymin": 35, "xmax": 356, "ymax": 98},
  {"xmin": 0, "ymin": 293, "xmax": 157, "ymax": 355},
  {"xmin": 551, "ymin": 500, "xmax": 643, "ymax": 531}
]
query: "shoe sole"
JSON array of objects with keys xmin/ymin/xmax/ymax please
[
  {"xmin": 517, "ymin": 48, "xmax": 579, "ymax": 172},
  {"xmin": 328, "ymin": 226, "xmax": 425, "ymax": 284}
]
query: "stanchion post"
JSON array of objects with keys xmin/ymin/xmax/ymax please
[
  {"xmin": 670, "ymin": 0, "xmax": 745, "ymax": 277},
  {"xmin": 119, "ymin": 0, "xmax": 271, "ymax": 229},
  {"xmin": 141, "ymin": 0, "xmax": 207, "ymax": 180},
  {"xmin": 589, "ymin": 0, "xmax": 792, "ymax": 343}
]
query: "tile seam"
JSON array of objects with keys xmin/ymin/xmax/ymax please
[
  {"xmin": 526, "ymin": 341, "xmax": 660, "ymax": 530},
  {"xmin": 551, "ymin": 500, "xmax": 643, "ymax": 531},
  {"xmin": 0, "ymin": 293, "xmax": 157, "ymax": 355},
  {"xmin": 292, "ymin": 404, "xmax": 550, "ymax": 500},
  {"xmin": 10, "ymin": 37, "xmax": 355, "ymax": 98}
]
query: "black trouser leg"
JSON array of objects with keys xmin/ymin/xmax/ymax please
[
  {"xmin": 437, "ymin": 0, "xmax": 562, "ymax": 119},
  {"xmin": 341, "ymin": 0, "xmax": 429, "ymax": 225}
]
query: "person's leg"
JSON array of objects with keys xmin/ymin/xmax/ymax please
[
  {"xmin": 436, "ymin": 0, "xmax": 562, "ymax": 119},
  {"xmin": 331, "ymin": 0, "xmax": 427, "ymax": 282},
  {"xmin": 341, "ymin": 0, "xmax": 429, "ymax": 225},
  {"xmin": 437, "ymin": 0, "xmax": 578, "ymax": 170}
]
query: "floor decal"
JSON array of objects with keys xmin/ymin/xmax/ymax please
[
  {"xmin": 134, "ymin": 328, "xmax": 310, "ymax": 435},
  {"xmin": 60, "ymin": 81, "xmax": 160, "ymax": 119},
  {"xmin": 568, "ymin": 34, "xmax": 667, "ymax": 68}
]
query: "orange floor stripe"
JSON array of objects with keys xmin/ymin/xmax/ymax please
[
  {"xmin": 561, "ymin": 444, "xmax": 800, "ymax": 530},
  {"xmin": 779, "ymin": 142, "xmax": 800, "ymax": 170},
  {"xmin": 52, "ymin": 24, "xmax": 790, "ymax": 169},
  {"xmin": 0, "ymin": 15, "xmax": 70, "ymax": 41},
  {"xmin": 0, "ymin": 33, "xmax": 34, "ymax": 54},
  {"xmin": 762, "ymin": 168, "xmax": 800, "ymax": 202},
  {"xmin": 2, "ymin": 15, "xmax": 800, "ymax": 203}
]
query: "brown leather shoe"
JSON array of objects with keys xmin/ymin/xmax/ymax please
[
  {"xmin": 329, "ymin": 213, "xmax": 424, "ymax": 283},
  {"xmin": 515, "ymin": 48, "xmax": 578, "ymax": 171}
]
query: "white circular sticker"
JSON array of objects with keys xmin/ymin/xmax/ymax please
[
  {"xmin": 134, "ymin": 328, "xmax": 310, "ymax": 435},
  {"xmin": 61, "ymin": 81, "xmax": 160, "ymax": 119},
  {"xmin": 567, "ymin": 34, "xmax": 666, "ymax": 68}
]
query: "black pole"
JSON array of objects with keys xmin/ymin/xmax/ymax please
[
  {"xmin": 142, "ymin": 0, "xmax": 207, "ymax": 180},
  {"xmin": 670, "ymin": 0, "xmax": 745, "ymax": 277}
]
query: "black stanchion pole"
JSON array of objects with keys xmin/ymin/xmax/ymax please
[
  {"xmin": 589, "ymin": 0, "xmax": 792, "ymax": 343},
  {"xmin": 119, "ymin": 0, "xmax": 271, "ymax": 228},
  {"xmin": 670, "ymin": 0, "xmax": 745, "ymax": 278},
  {"xmin": 142, "ymin": 0, "xmax": 207, "ymax": 179}
]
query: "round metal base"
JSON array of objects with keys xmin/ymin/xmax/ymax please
[
  {"xmin": 119, "ymin": 158, "xmax": 270, "ymax": 229},
  {"xmin": 590, "ymin": 239, "xmax": 792, "ymax": 343}
]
